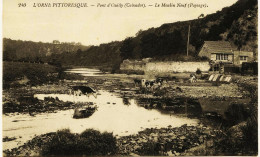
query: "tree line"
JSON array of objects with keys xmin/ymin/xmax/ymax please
[{"xmin": 3, "ymin": 0, "xmax": 257, "ymax": 69}]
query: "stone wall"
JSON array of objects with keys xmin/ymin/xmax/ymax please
[
  {"xmin": 145, "ymin": 62, "xmax": 210, "ymax": 74},
  {"xmin": 120, "ymin": 59, "xmax": 146, "ymax": 71},
  {"xmin": 120, "ymin": 59, "xmax": 210, "ymax": 74}
]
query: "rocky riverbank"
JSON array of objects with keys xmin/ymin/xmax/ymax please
[
  {"xmin": 117, "ymin": 124, "xmax": 220, "ymax": 156},
  {"xmin": 3, "ymin": 91, "xmax": 96, "ymax": 115},
  {"xmin": 3, "ymin": 124, "xmax": 220, "ymax": 156},
  {"xmin": 2, "ymin": 72, "xmax": 257, "ymax": 156}
]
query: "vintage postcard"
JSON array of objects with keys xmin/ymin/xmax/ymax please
[{"xmin": 2, "ymin": 0, "xmax": 258, "ymax": 156}]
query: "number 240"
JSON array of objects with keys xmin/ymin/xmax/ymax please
[{"xmin": 18, "ymin": 3, "xmax": 26, "ymax": 7}]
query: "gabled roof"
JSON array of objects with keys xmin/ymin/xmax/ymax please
[{"xmin": 204, "ymin": 41, "xmax": 233, "ymax": 54}]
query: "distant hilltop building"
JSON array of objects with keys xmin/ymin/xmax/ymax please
[
  {"xmin": 53, "ymin": 40, "xmax": 60, "ymax": 45},
  {"xmin": 53, "ymin": 40, "xmax": 81, "ymax": 46}
]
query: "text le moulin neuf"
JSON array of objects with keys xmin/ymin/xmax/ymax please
[{"xmin": 32, "ymin": 2, "xmax": 208, "ymax": 8}]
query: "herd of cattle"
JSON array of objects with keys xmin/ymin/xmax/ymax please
[
  {"xmin": 134, "ymin": 77, "xmax": 168, "ymax": 88},
  {"xmin": 68, "ymin": 75, "xmax": 198, "ymax": 97},
  {"xmin": 134, "ymin": 74, "xmax": 199, "ymax": 88},
  {"xmin": 68, "ymin": 78, "xmax": 167, "ymax": 97}
]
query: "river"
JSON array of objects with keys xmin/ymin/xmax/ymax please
[{"xmin": 2, "ymin": 68, "xmax": 250, "ymax": 150}]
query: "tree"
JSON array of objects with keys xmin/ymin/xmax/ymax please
[
  {"xmin": 120, "ymin": 37, "xmax": 135, "ymax": 59},
  {"xmin": 140, "ymin": 33, "xmax": 159, "ymax": 58},
  {"xmin": 3, "ymin": 47, "xmax": 16, "ymax": 61}
]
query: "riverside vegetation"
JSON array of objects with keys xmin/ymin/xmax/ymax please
[
  {"xmin": 2, "ymin": 61, "xmax": 258, "ymax": 156},
  {"xmin": 2, "ymin": 0, "xmax": 258, "ymax": 155}
]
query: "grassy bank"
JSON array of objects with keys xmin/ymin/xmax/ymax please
[{"xmin": 3, "ymin": 61, "xmax": 84, "ymax": 89}]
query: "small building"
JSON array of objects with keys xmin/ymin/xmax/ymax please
[
  {"xmin": 53, "ymin": 40, "xmax": 60, "ymax": 45},
  {"xmin": 233, "ymin": 50, "xmax": 254, "ymax": 66},
  {"xmin": 198, "ymin": 41, "xmax": 234, "ymax": 64},
  {"xmin": 198, "ymin": 41, "xmax": 254, "ymax": 73}
]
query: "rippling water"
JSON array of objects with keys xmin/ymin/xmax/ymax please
[
  {"xmin": 3, "ymin": 68, "xmax": 250, "ymax": 150},
  {"xmin": 65, "ymin": 68, "xmax": 103, "ymax": 76},
  {"xmin": 3, "ymin": 90, "xmax": 198, "ymax": 150}
]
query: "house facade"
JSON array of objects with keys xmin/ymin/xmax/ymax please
[
  {"xmin": 198, "ymin": 41, "xmax": 234, "ymax": 64},
  {"xmin": 233, "ymin": 50, "xmax": 254, "ymax": 66},
  {"xmin": 198, "ymin": 41, "xmax": 254, "ymax": 73},
  {"xmin": 199, "ymin": 41, "xmax": 254, "ymax": 65}
]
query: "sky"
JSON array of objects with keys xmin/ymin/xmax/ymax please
[{"xmin": 3, "ymin": 0, "xmax": 238, "ymax": 46}]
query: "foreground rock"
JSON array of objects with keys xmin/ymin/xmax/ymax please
[
  {"xmin": 117, "ymin": 124, "xmax": 220, "ymax": 156},
  {"xmin": 3, "ymin": 95, "xmax": 95, "ymax": 115}
]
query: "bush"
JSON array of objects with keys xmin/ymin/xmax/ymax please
[
  {"xmin": 41, "ymin": 129, "xmax": 117, "ymax": 156},
  {"xmin": 196, "ymin": 68, "xmax": 202, "ymax": 75},
  {"xmin": 111, "ymin": 63, "xmax": 121, "ymax": 74},
  {"xmin": 41, "ymin": 129, "xmax": 77, "ymax": 156},
  {"xmin": 137, "ymin": 141, "xmax": 160, "ymax": 156},
  {"xmin": 241, "ymin": 103, "xmax": 258, "ymax": 154},
  {"xmin": 79, "ymin": 129, "xmax": 117, "ymax": 155}
]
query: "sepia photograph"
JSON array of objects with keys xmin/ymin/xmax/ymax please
[{"xmin": 2, "ymin": 0, "xmax": 258, "ymax": 156}]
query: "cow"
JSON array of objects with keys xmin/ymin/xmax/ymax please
[
  {"xmin": 142, "ymin": 79, "xmax": 156, "ymax": 88},
  {"xmin": 189, "ymin": 74, "xmax": 197, "ymax": 83},
  {"xmin": 134, "ymin": 79, "xmax": 142, "ymax": 87},
  {"xmin": 176, "ymin": 87, "xmax": 183, "ymax": 92},
  {"xmin": 155, "ymin": 78, "xmax": 164, "ymax": 86},
  {"xmin": 69, "ymin": 86, "xmax": 97, "ymax": 98}
]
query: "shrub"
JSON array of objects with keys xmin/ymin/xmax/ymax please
[
  {"xmin": 78, "ymin": 129, "xmax": 117, "ymax": 155},
  {"xmin": 241, "ymin": 103, "xmax": 258, "ymax": 154},
  {"xmin": 111, "ymin": 63, "xmax": 120, "ymax": 74},
  {"xmin": 41, "ymin": 129, "xmax": 77, "ymax": 156},
  {"xmin": 196, "ymin": 68, "xmax": 202, "ymax": 75},
  {"xmin": 41, "ymin": 129, "xmax": 117, "ymax": 156},
  {"xmin": 137, "ymin": 141, "xmax": 160, "ymax": 156}
]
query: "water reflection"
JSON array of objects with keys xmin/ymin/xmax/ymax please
[
  {"xmin": 65, "ymin": 68, "xmax": 103, "ymax": 76},
  {"xmin": 3, "ymin": 67, "xmax": 252, "ymax": 151},
  {"xmin": 134, "ymin": 98, "xmax": 202, "ymax": 118},
  {"xmin": 122, "ymin": 97, "xmax": 131, "ymax": 106},
  {"xmin": 225, "ymin": 103, "xmax": 250, "ymax": 126},
  {"xmin": 134, "ymin": 97, "xmax": 251, "ymax": 127},
  {"xmin": 3, "ymin": 91, "xmax": 198, "ymax": 150},
  {"xmin": 199, "ymin": 98, "xmax": 251, "ymax": 125}
]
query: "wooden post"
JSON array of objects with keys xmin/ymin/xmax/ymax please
[{"xmin": 187, "ymin": 25, "xmax": 190, "ymax": 56}]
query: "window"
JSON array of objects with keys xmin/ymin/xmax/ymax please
[
  {"xmin": 213, "ymin": 64, "xmax": 219, "ymax": 71},
  {"xmin": 240, "ymin": 56, "xmax": 247, "ymax": 61},
  {"xmin": 224, "ymin": 54, "xmax": 228, "ymax": 60},
  {"xmin": 216, "ymin": 54, "xmax": 220, "ymax": 60},
  {"xmin": 216, "ymin": 54, "xmax": 228, "ymax": 60}
]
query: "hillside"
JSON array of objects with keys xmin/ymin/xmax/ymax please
[
  {"xmin": 3, "ymin": 38, "xmax": 90, "ymax": 62},
  {"xmin": 3, "ymin": 0, "xmax": 257, "ymax": 68},
  {"xmin": 120, "ymin": 0, "xmax": 257, "ymax": 60},
  {"xmin": 48, "ymin": 41, "xmax": 122, "ymax": 68},
  {"xmin": 51, "ymin": 0, "xmax": 257, "ymax": 68}
]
